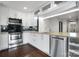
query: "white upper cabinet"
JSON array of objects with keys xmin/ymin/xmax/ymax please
[
  {"xmin": 0, "ymin": 4, "xmax": 36, "ymax": 26},
  {"xmin": 0, "ymin": 5, "xmax": 9, "ymax": 25},
  {"xmin": 35, "ymin": 1, "xmax": 76, "ymax": 17}
]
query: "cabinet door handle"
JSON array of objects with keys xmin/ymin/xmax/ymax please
[{"xmin": 52, "ymin": 37, "xmax": 64, "ymax": 40}]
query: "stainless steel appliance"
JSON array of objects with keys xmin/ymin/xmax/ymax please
[
  {"xmin": 50, "ymin": 35, "xmax": 67, "ymax": 57},
  {"xmin": 68, "ymin": 20, "xmax": 79, "ymax": 57},
  {"xmin": 9, "ymin": 33, "xmax": 23, "ymax": 48},
  {"xmin": 8, "ymin": 18, "xmax": 23, "ymax": 48}
]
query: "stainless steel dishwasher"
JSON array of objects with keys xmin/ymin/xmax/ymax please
[{"xmin": 49, "ymin": 35, "xmax": 67, "ymax": 57}]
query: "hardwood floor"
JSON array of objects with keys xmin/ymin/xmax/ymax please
[{"xmin": 0, "ymin": 44, "xmax": 49, "ymax": 57}]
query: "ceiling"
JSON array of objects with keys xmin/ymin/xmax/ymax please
[{"xmin": 0, "ymin": 1, "xmax": 48, "ymax": 13}]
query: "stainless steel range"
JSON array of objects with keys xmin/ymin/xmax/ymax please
[
  {"xmin": 9, "ymin": 32, "xmax": 23, "ymax": 48},
  {"xmin": 8, "ymin": 18, "xmax": 23, "ymax": 48}
]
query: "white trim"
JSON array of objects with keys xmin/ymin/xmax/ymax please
[
  {"xmin": 69, "ymin": 43, "xmax": 79, "ymax": 47},
  {"xmin": 69, "ymin": 49, "xmax": 79, "ymax": 55},
  {"xmin": 44, "ymin": 8, "xmax": 79, "ymax": 19}
]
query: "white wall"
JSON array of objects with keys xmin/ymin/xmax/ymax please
[
  {"xmin": 8, "ymin": 9, "xmax": 36, "ymax": 26},
  {"xmin": 0, "ymin": 4, "xmax": 37, "ymax": 50},
  {"xmin": 39, "ymin": 17, "xmax": 67, "ymax": 32},
  {"xmin": 48, "ymin": 18, "xmax": 59, "ymax": 32},
  {"xmin": 39, "ymin": 17, "xmax": 45, "ymax": 32},
  {"xmin": 0, "ymin": 3, "xmax": 36, "ymax": 26},
  {"xmin": 50, "ymin": 18, "xmax": 67, "ymax": 32},
  {"xmin": 39, "ymin": 17, "xmax": 59, "ymax": 32},
  {"xmin": 39, "ymin": 17, "xmax": 51, "ymax": 32},
  {"xmin": 62, "ymin": 20, "xmax": 67, "ymax": 32}
]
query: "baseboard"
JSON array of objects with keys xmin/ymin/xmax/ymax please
[{"xmin": 0, "ymin": 43, "xmax": 50, "ymax": 57}]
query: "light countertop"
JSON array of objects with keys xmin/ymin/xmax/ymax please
[{"xmin": 23, "ymin": 31, "xmax": 69, "ymax": 37}]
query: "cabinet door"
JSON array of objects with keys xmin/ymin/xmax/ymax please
[
  {"xmin": 30, "ymin": 34, "xmax": 40, "ymax": 47},
  {"xmin": 0, "ymin": 33, "xmax": 8, "ymax": 50},
  {"xmin": 23, "ymin": 32, "xmax": 30, "ymax": 44},
  {"xmin": 28, "ymin": 33, "xmax": 49, "ymax": 55},
  {"xmin": 0, "ymin": 6, "xmax": 9, "ymax": 25},
  {"xmin": 41, "ymin": 34, "xmax": 49, "ymax": 54},
  {"xmin": 29, "ymin": 33, "xmax": 35, "ymax": 45},
  {"xmin": 34, "ymin": 34, "xmax": 43, "ymax": 49},
  {"xmin": 0, "ymin": 32, "xmax": 1, "ymax": 50},
  {"xmin": 35, "ymin": 34, "xmax": 49, "ymax": 55}
]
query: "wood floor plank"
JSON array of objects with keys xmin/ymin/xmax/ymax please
[{"xmin": 0, "ymin": 44, "xmax": 49, "ymax": 57}]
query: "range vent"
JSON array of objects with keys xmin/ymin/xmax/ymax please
[{"xmin": 42, "ymin": 3, "xmax": 51, "ymax": 11}]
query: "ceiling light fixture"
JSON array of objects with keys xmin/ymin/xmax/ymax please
[{"xmin": 24, "ymin": 7, "xmax": 27, "ymax": 10}]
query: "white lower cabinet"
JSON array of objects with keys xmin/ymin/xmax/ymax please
[
  {"xmin": 29, "ymin": 33, "xmax": 49, "ymax": 55},
  {"xmin": 23, "ymin": 32, "xmax": 49, "ymax": 55},
  {"xmin": 23, "ymin": 32, "xmax": 30, "ymax": 44},
  {"xmin": 0, "ymin": 33, "xmax": 8, "ymax": 50},
  {"xmin": 29, "ymin": 33, "xmax": 41, "ymax": 47},
  {"xmin": 41, "ymin": 34, "xmax": 49, "ymax": 54}
]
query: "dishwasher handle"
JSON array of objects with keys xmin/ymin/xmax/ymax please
[{"xmin": 51, "ymin": 37, "xmax": 64, "ymax": 40}]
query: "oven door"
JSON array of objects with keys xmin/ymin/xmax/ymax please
[
  {"xmin": 8, "ymin": 24, "xmax": 22, "ymax": 33},
  {"xmin": 9, "ymin": 33, "xmax": 23, "ymax": 48}
]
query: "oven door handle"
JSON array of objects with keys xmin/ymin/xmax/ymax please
[{"xmin": 52, "ymin": 37, "xmax": 64, "ymax": 40}]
